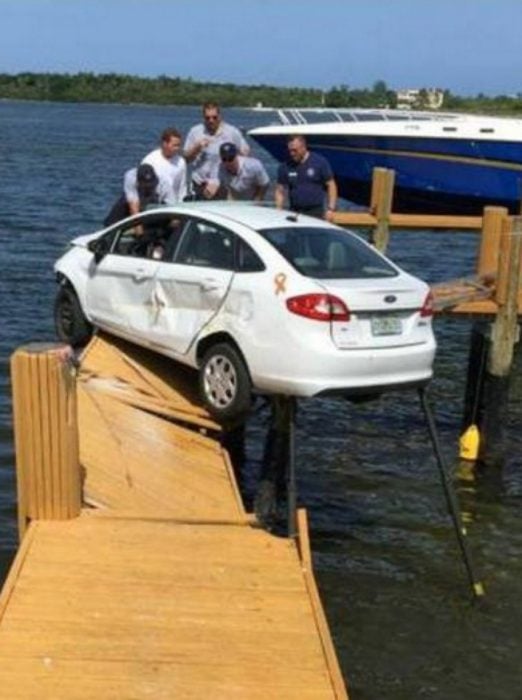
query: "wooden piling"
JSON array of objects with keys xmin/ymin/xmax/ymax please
[
  {"xmin": 459, "ymin": 210, "xmax": 509, "ymax": 452},
  {"xmin": 490, "ymin": 215, "xmax": 522, "ymax": 375},
  {"xmin": 10, "ymin": 343, "xmax": 81, "ymax": 539},
  {"xmin": 370, "ymin": 168, "xmax": 395, "ymax": 252},
  {"xmin": 478, "ymin": 215, "xmax": 522, "ymax": 466},
  {"xmin": 477, "ymin": 206, "xmax": 507, "ymax": 278},
  {"xmin": 369, "ymin": 167, "xmax": 385, "ymax": 215}
]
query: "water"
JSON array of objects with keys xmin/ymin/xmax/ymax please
[{"xmin": 1, "ymin": 101, "xmax": 521, "ymax": 699}]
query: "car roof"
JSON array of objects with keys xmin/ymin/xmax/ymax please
[{"xmin": 145, "ymin": 202, "xmax": 336, "ymax": 231}]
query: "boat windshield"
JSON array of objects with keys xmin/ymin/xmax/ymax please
[
  {"xmin": 275, "ymin": 107, "xmax": 458, "ymax": 126},
  {"xmin": 259, "ymin": 226, "xmax": 398, "ymax": 279}
]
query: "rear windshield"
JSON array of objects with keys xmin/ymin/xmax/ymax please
[{"xmin": 260, "ymin": 226, "xmax": 398, "ymax": 279}]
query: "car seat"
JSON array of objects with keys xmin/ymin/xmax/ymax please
[{"xmin": 325, "ymin": 240, "xmax": 348, "ymax": 271}]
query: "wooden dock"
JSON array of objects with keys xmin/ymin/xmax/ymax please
[
  {"xmin": 332, "ymin": 169, "xmax": 522, "ymax": 318},
  {"xmin": 1, "ymin": 336, "xmax": 348, "ymax": 699},
  {"xmin": 332, "ymin": 168, "xmax": 522, "ymax": 466}
]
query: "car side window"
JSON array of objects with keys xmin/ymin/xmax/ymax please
[
  {"xmin": 237, "ymin": 238, "xmax": 265, "ymax": 272},
  {"xmin": 92, "ymin": 229, "xmax": 118, "ymax": 258},
  {"xmin": 112, "ymin": 223, "xmax": 142, "ymax": 257},
  {"xmin": 112, "ymin": 215, "xmax": 186, "ymax": 261},
  {"xmin": 175, "ymin": 220, "xmax": 235, "ymax": 270}
]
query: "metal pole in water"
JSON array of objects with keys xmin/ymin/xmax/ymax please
[
  {"xmin": 286, "ymin": 397, "xmax": 297, "ymax": 539},
  {"xmin": 418, "ymin": 387, "xmax": 485, "ymax": 600}
]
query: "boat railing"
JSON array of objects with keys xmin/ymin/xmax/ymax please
[
  {"xmin": 277, "ymin": 108, "xmax": 348, "ymax": 125},
  {"xmin": 275, "ymin": 107, "xmax": 461, "ymax": 125}
]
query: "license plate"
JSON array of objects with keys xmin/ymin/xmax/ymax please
[{"xmin": 371, "ymin": 315, "xmax": 402, "ymax": 336}]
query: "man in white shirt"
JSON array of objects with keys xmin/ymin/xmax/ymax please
[
  {"xmin": 142, "ymin": 127, "xmax": 187, "ymax": 203},
  {"xmin": 218, "ymin": 142, "xmax": 270, "ymax": 201},
  {"xmin": 184, "ymin": 103, "xmax": 250, "ymax": 199}
]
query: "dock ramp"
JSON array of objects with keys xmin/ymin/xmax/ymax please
[{"xmin": 1, "ymin": 334, "xmax": 348, "ymax": 698}]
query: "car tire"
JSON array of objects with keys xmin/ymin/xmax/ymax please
[
  {"xmin": 54, "ymin": 285, "xmax": 93, "ymax": 347},
  {"xmin": 199, "ymin": 342, "xmax": 252, "ymax": 424}
]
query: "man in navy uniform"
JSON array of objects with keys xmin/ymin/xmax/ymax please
[{"xmin": 275, "ymin": 134, "xmax": 338, "ymax": 221}]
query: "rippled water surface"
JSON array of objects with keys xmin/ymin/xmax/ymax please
[{"xmin": 1, "ymin": 101, "xmax": 521, "ymax": 699}]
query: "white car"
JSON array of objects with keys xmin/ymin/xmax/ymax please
[{"xmin": 54, "ymin": 203, "xmax": 436, "ymax": 422}]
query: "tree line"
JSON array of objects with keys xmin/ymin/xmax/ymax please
[
  {"xmin": 0, "ymin": 72, "xmax": 390, "ymax": 107},
  {"xmin": 1, "ymin": 72, "xmax": 521, "ymax": 114}
]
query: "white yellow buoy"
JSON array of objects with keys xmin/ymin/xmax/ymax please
[{"xmin": 459, "ymin": 424, "xmax": 480, "ymax": 461}]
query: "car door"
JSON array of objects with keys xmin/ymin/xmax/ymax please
[
  {"xmin": 85, "ymin": 213, "xmax": 181, "ymax": 339},
  {"xmin": 144, "ymin": 218, "xmax": 235, "ymax": 355}
]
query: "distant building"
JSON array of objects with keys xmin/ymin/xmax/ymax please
[{"xmin": 395, "ymin": 88, "xmax": 444, "ymax": 110}]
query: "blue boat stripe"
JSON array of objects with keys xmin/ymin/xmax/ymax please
[{"xmin": 311, "ymin": 143, "xmax": 522, "ymax": 172}]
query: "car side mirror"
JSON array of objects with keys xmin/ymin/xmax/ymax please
[{"xmin": 88, "ymin": 238, "xmax": 109, "ymax": 264}]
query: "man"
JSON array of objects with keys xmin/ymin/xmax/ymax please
[
  {"xmin": 142, "ymin": 127, "xmax": 187, "ymax": 203},
  {"xmin": 104, "ymin": 163, "xmax": 161, "ymax": 227},
  {"xmin": 275, "ymin": 135, "xmax": 338, "ymax": 221},
  {"xmin": 184, "ymin": 102, "xmax": 250, "ymax": 199},
  {"xmin": 218, "ymin": 142, "xmax": 270, "ymax": 201}
]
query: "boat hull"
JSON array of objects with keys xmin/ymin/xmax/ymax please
[{"xmin": 251, "ymin": 133, "xmax": 522, "ymax": 214}]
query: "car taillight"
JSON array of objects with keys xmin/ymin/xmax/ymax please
[
  {"xmin": 420, "ymin": 291, "xmax": 434, "ymax": 317},
  {"xmin": 286, "ymin": 294, "xmax": 350, "ymax": 321}
]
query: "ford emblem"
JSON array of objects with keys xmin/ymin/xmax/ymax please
[{"xmin": 384, "ymin": 295, "xmax": 397, "ymax": 303}]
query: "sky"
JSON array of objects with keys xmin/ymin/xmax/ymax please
[{"xmin": 1, "ymin": 0, "xmax": 522, "ymax": 96}]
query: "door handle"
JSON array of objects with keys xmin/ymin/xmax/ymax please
[
  {"xmin": 133, "ymin": 268, "xmax": 147, "ymax": 281},
  {"xmin": 201, "ymin": 278, "xmax": 221, "ymax": 292}
]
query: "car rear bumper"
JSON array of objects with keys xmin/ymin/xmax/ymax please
[{"xmin": 249, "ymin": 339, "xmax": 436, "ymax": 397}]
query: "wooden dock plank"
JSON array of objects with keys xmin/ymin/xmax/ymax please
[
  {"xmin": 78, "ymin": 386, "xmax": 244, "ymax": 521},
  {"xmin": 333, "ymin": 211, "xmax": 483, "ymax": 229},
  {"xmin": 80, "ymin": 333, "xmax": 218, "ymax": 429},
  {"xmin": 449, "ymin": 299, "xmax": 499, "ymax": 314},
  {"xmin": 0, "ymin": 517, "xmax": 340, "ymax": 699},
  {"xmin": 0, "ymin": 658, "xmax": 334, "ymax": 700}
]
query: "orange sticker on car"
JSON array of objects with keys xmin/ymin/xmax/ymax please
[{"xmin": 274, "ymin": 272, "xmax": 287, "ymax": 295}]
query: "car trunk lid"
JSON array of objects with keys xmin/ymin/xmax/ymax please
[{"xmin": 317, "ymin": 275, "xmax": 431, "ymax": 349}]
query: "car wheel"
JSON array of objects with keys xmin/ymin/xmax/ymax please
[
  {"xmin": 54, "ymin": 285, "xmax": 93, "ymax": 347},
  {"xmin": 199, "ymin": 342, "xmax": 252, "ymax": 423}
]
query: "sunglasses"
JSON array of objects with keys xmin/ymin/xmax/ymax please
[{"xmin": 221, "ymin": 156, "xmax": 235, "ymax": 162}]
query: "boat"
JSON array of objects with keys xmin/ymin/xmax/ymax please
[{"xmin": 248, "ymin": 108, "xmax": 522, "ymax": 214}]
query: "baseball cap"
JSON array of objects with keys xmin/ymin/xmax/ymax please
[
  {"xmin": 220, "ymin": 142, "xmax": 238, "ymax": 160},
  {"xmin": 136, "ymin": 164, "xmax": 159, "ymax": 186}
]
